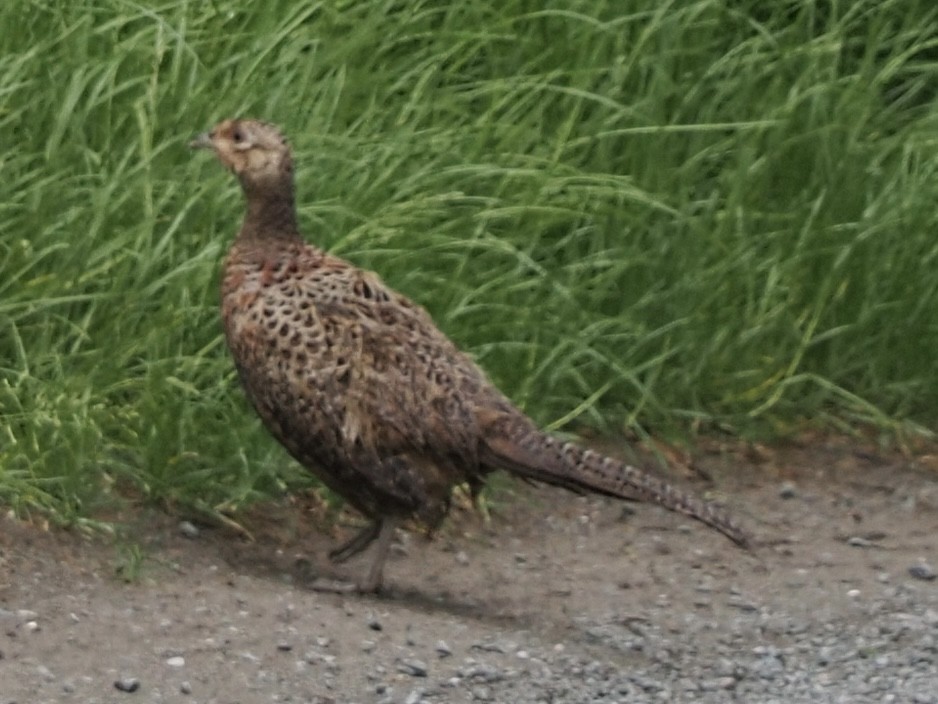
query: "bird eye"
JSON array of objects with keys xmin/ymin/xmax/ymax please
[{"xmin": 232, "ymin": 129, "xmax": 244, "ymax": 142}]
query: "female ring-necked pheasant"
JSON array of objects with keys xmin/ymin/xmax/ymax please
[{"xmin": 191, "ymin": 119, "xmax": 749, "ymax": 593}]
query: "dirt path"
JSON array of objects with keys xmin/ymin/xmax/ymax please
[{"xmin": 2, "ymin": 439, "xmax": 937, "ymax": 703}]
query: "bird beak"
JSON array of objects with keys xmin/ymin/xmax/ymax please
[{"xmin": 188, "ymin": 132, "xmax": 214, "ymax": 150}]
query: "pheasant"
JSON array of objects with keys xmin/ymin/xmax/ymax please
[{"xmin": 190, "ymin": 119, "xmax": 749, "ymax": 593}]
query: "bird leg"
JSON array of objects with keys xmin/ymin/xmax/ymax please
[
  {"xmin": 359, "ymin": 517, "xmax": 398, "ymax": 594},
  {"xmin": 329, "ymin": 520, "xmax": 382, "ymax": 564},
  {"xmin": 309, "ymin": 518, "xmax": 399, "ymax": 594}
]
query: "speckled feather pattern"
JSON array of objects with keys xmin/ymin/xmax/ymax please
[
  {"xmin": 221, "ymin": 238, "xmax": 508, "ymax": 528},
  {"xmin": 220, "ymin": 235, "xmax": 748, "ymax": 547},
  {"xmin": 199, "ymin": 119, "xmax": 749, "ymax": 584}
]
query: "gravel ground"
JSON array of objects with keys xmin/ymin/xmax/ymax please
[{"xmin": 1, "ymin": 439, "xmax": 937, "ymax": 703}]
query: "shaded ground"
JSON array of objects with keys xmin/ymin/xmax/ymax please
[{"xmin": 2, "ymin": 437, "xmax": 937, "ymax": 703}]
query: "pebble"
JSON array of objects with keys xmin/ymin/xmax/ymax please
[
  {"xmin": 367, "ymin": 614, "xmax": 383, "ymax": 631},
  {"xmin": 471, "ymin": 685, "xmax": 494, "ymax": 701},
  {"xmin": 471, "ymin": 640, "xmax": 507, "ymax": 653},
  {"xmin": 909, "ymin": 563, "xmax": 936, "ymax": 581},
  {"xmin": 178, "ymin": 521, "xmax": 200, "ymax": 539},
  {"xmin": 114, "ymin": 677, "xmax": 140, "ymax": 693},
  {"xmin": 463, "ymin": 664, "xmax": 503, "ymax": 683},
  {"xmin": 397, "ymin": 659, "xmax": 428, "ymax": 677},
  {"xmin": 847, "ymin": 536, "xmax": 874, "ymax": 548},
  {"xmin": 753, "ymin": 654, "xmax": 785, "ymax": 679},
  {"xmin": 404, "ymin": 688, "xmax": 424, "ymax": 704},
  {"xmin": 166, "ymin": 656, "xmax": 185, "ymax": 667},
  {"xmin": 435, "ymin": 640, "xmax": 452, "ymax": 658},
  {"xmin": 779, "ymin": 482, "xmax": 798, "ymax": 499}
]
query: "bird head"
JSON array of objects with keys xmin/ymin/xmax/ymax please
[{"xmin": 190, "ymin": 119, "xmax": 293, "ymax": 192}]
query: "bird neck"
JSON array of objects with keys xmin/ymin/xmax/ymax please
[{"xmin": 237, "ymin": 177, "xmax": 302, "ymax": 244}]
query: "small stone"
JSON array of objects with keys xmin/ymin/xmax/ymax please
[
  {"xmin": 277, "ymin": 642, "xmax": 292, "ymax": 652},
  {"xmin": 178, "ymin": 521, "xmax": 200, "ymax": 539},
  {"xmin": 435, "ymin": 640, "xmax": 452, "ymax": 657},
  {"xmin": 166, "ymin": 656, "xmax": 185, "ymax": 667},
  {"xmin": 909, "ymin": 563, "xmax": 937, "ymax": 581},
  {"xmin": 472, "ymin": 685, "xmax": 494, "ymax": 701},
  {"xmin": 17, "ymin": 609, "xmax": 38, "ymax": 620},
  {"xmin": 727, "ymin": 597, "xmax": 758, "ymax": 612},
  {"xmin": 754, "ymin": 654, "xmax": 784, "ymax": 679},
  {"xmin": 404, "ymin": 688, "xmax": 424, "ymax": 704},
  {"xmin": 367, "ymin": 615, "xmax": 383, "ymax": 631},
  {"xmin": 397, "ymin": 659, "xmax": 428, "ymax": 677},
  {"xmin": 455, "ymin": 551, "xmax": 469, "ymax": 566},
  {"xmin": 180, "ymin": 681, "xmax": 192, "ymax": 694},
  {"xmin": 115, "ymin": 677, "xmax": 140, "ymax": 693},
  {"xmin": 847, "ymin": 536, "xmax": 874, "ymax": 548},
  {"xmin": 464, "ymin": 664, "xmax": 503, "ymax": 683},
  {"xmin": 778, "ymin": 482, "xmax": 797, "ymax": 499},
  {"xmin": 471, "ymin": 640, "xmax": 506, "ymax": 653}
]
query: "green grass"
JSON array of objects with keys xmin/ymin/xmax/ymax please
[{"xmin": 2, "ymin": 0, "xmax": 938, "ymax": 524}]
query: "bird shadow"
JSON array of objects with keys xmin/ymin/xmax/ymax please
[{"xmin": 197, "ymin": 508, "xmax": 534, "ymax": 628}]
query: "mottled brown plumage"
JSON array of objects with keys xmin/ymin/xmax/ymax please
[{"xmin": 191, "ymin": 119, "xmax": 749, "ymax": 592}]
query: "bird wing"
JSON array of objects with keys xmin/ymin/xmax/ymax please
[{"xmin": 299, "ymin": 256, "xmax": 505, "ymax": 470}]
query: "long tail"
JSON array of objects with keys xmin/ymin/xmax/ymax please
[{"xmin": 482, "ymin": 422, "xmax": 750, "ymax": 548}]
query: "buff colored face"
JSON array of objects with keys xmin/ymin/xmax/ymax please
[{"xmin": 190, "ymin": 119, "xmax": 290, "ymax": 180}]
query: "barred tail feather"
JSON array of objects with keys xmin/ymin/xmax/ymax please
[{"xmin": 483, "ymin": 428, "xmax": 750, "ymax": 548}]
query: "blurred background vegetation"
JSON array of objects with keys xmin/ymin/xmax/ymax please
[{"xmin": 1, "ymin": 0, "xmax": 937, "ymax": 525}]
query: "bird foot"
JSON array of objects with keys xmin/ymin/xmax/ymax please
[
  {"xmin": 308, "ymin": 577, "xmax": 375, "ymax": 594},
  {"xmin": 295, "ymin": 560, "xmax": 383, "ymax": 594}
]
